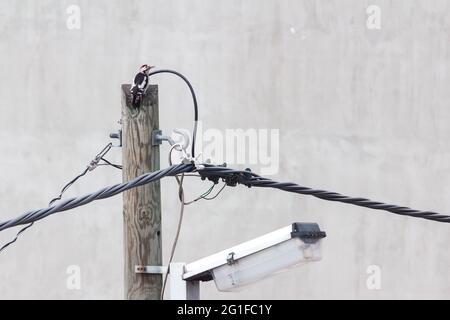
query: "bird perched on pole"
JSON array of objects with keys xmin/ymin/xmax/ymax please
[{"xmin": 130, "ymin": 64, "xmax": 155, "ymax": 108}]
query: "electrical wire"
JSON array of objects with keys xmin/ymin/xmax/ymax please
[
  {"xmin": 168, "ymin": 144, "xmax": 215, "ymax": 205},
  {"xmin": 0, "ymin": 165, "xmax": 99, "ymax": 253},
  {"xmin": 2, "ymin": 160, "xmax": 450, "ymax": 237},
  {"xmin": 0, "ymin": 143, "xmax": 124, "ymax": 245},
  {"xmin": 99, "ymin": 157, "xmax": 123, "ymax": 170},
  {"xmin": 202, "ymin": 182, "xmax": 226, "ymax": 200},
  {"xmin": 161, "ymin": 173, "xmax": 186, "ymax": 300},
  {"xmin": 161, "ymin": 145, "xmax": 215, "ymax": 299},
  {"xmin": 161, "ymin": 144, "xmax": 186, "ymax": 299},
  {"xmin": 148, "ymin": 69, "xmax": 198, "ymax": 158},
  {"xmin": 183, "ymin": 184, "xmax": 215, "ymax": 205},
  {"xmin": 0, "ymin": 166, "xmax": 93, "ymax": 253},
  {"xmin": 2, "ymin": 157, "xmax": 450, "ymax": 254},
  {"xmin": 0, "ymin": 222, "xmax": 34, "ymax": 253},
  {"xmin": 177, "ymin": 174, "xmax": 203, "ymax": 178},
  {"xmin": 0, "ymin": 163, "xmax": 194, "ymax": 233},
  {"xmin": 197, "ymin": 164, "xmax": 450, "ymax": 224},
  {"xmin": 47, "ymin": 168, "xmax": 90, "ymax": 207}
]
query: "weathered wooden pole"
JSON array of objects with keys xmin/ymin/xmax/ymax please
[{"xmin": 121, "ymin": 84, "xmax": 162, "ymax": 299}]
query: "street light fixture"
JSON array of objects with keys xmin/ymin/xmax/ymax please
[
  {"xmin": 183, "ymin": 222, "xmax": 326, "ymax": 292},
  {"xmin": 137, "ymin": 222, "xmax": 326, "ymax": 299}
]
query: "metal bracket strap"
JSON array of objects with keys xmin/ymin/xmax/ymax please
[{"xmin": 135, "ymin": 265, "xmax": 168, "ymax": 274}]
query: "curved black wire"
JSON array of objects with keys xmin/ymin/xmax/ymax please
[
  {"xmin": 100, "ymin": 157, "xmax": 123, "ymax": 170},
  {"xmin": 148, "ymin": 69, "xmax": 199, "ymax": 158},
  {"xmin": 0, "ymin": 168, "xmax": 91, "ymax": 253},
  {"xmin": 0, "ymin": 222, "xmax": 34, "ymax": 253}
]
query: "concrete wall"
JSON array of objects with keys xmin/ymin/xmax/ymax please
[{"xmin": 0, "ymin": 0, "xmax": 449, "ymax": 299}]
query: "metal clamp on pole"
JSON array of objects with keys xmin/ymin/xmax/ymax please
[
  {"xmin": 109, "ymin": 129, "xmax": 122, "ymax": 147},
  {"xmin": 152, "ymin": 130, "xmax": 175, "ymax": 147},
  {"xmin": 135, "ymin": 263, "xmax": 199, "ymax": 300},
  {"xmin": 135, "ymin": 265, "xmax": 168, "ymax": 274},
  {"xmin": 152, "ymin": 129, "xmax": 190, "ymax": 151}
]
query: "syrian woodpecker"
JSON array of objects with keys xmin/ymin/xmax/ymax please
[{"xmin": 130, "ymin": 64, "xmax": 154, "ymax": 108}]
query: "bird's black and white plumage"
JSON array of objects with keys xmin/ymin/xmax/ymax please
[{"xmin": 130, "ymin": 64, "xmax": 154, "ymax": 108}]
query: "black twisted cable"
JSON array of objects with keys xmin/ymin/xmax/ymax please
[
  {"xmin": 2, "ymin": 161, "xmax": 449, "ymax": 239},
  {"xmin": 0, "ymin": 163, "xmax": 194, "ymax": 232},
  {"xmin": 197, "ymin": 164, "xmax": 450, "ymax": 223}
]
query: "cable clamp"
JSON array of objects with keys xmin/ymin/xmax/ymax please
[
  {"xmin": 181, "ymin": 152, "xmax": 205, "ymax": 168},
  {"xmin": 87, "ymin": 158, "xmax": 100, "ymax": 171},
  {"xmin": 88, "ymin": 153, "xmax": 105, "ymax": 171}
]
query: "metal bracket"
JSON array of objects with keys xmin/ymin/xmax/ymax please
[
  {"xmin": 226, "ymin": 252, "xmax": 236, "ymax": 265},
  {"xmin": 135, "ymin": 265, "xmax": 168, "ymax": 274},
  {"xmin": 152, "ymin": 129, "xmax": 191, "ymax": 153},
  {"xmin": 135, "ymin": 263, "xmax": 200, "ymax": 300},
  {"xmin": 152, "ymin": 130, "xmax": 175, "ymax": 147},
  {"xmin": 109, "ymin": 129, "xmax": 122, "ymax": 147}
]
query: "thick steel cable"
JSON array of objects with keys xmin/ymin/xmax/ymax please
[
  {"xmin": 148, "ymin": 69, "xmax": 198, "ymax": 158},
  {"xmin": 197, "ymin": 165, "xmax": 450, "ymax": 223},
  {"xmin": 0, "ymin": 163, "xmax": 194, "ymax": 232}
]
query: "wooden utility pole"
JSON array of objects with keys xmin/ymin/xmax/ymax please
[{"xmin": 121, "ymin": 84, "xmax": 162, "ymax": 299}]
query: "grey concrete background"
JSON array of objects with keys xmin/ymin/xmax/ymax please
[{"xmin": 0, "ymin": 0, "xmax": 449, "ymax": 299}]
